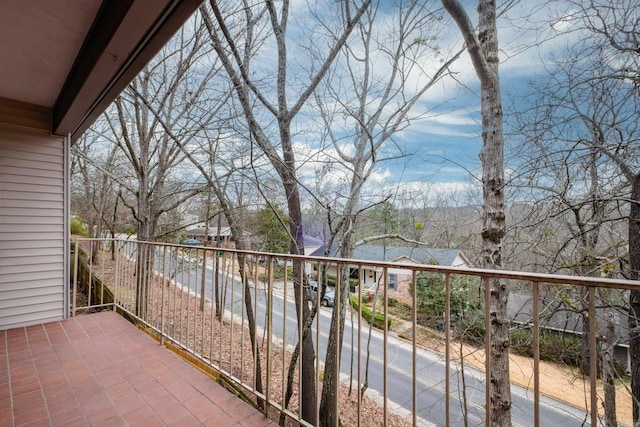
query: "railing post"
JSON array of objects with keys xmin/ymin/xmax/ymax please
[
  {"xmin": 484, "ymin": 276, "xmax": 491, "ymax": 426},
  {"xmin": 383, "ymin": 266, "xmax": 388, "ymax": 426},
  {"xmin": 72, "ymin": 241, "xmax": 79, "ymax": 317},
  {"xmin": 266, "ymin": 255, "xmax": 273, "ymax": 414},
  {"xmin": 445, "ymin": 272, "xmax": 451, "ymax": 427},
  {"xmin": 161, "ymin": 245, "xmax": 167, "ymax": 345},
  {"xmin": 588, "ymin": 286, "xmax": 598, "ymax": 426},
  {"xmin": 411, "ymin": 270, "xmax": 417, "ymax": 427},
  {"xmin": 357, "ymin": 265, "xmax": 363, "ymax": 426},
  {"xmin": 533, "ymin": 281, "xmax": 540, "ymax": 427}
]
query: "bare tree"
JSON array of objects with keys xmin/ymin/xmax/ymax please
[
  {"xmin": 71, "ymin": 125, "xmax": 126, "ymax": 262},
  {"xmin": 441, "ymin": 1, "xmax": 511, "ymax": 425},
  {"xmin": 306, "ymin": 2, "xmax": 463, "ymax": 422},
  {"xmin": 199, "ymin": 1, "xmax": 371, "ymax": 423},
  {"xmin": 101, "ymin": 20, "xmax": 218, "ymax": 316},
  {"xmin": 512, "ymin": 2, "xmax": 639, "ymax": 422},
  {"xmin": 563, "ymin": 2, "xmax": 640, "ymax": 421}
]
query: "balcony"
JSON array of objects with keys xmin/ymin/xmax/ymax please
[
  {"xmin": 64, "ymin": 237, "xmax": 638, "ymax": 426},
  {"xmin": 1, "ymin": 306, "xmax": 277, "ymax": 426}
]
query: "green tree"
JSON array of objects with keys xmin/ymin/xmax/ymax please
[
  {"xmin": 412, "ymin": 270, "xmax": 477, "ymax": 326},
  {"xmin": 255, "ymin": 206, "xmax": 290, "ymax": 254}
]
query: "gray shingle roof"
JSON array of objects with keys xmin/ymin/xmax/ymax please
[{"xmin": 310, "ymin": 244, "xmax": 468, "ymax": 267}]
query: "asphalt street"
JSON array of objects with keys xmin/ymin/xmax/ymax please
[{"xmin": 163, "ymin": 254, "xmax": 594, "ymax": 427}]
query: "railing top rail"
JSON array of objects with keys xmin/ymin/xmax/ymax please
[{"xmin": 75, "ymin": 237, "xmax": 640, "ymax": 291}]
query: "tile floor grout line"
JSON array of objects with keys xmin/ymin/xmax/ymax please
[
  {"xmin": 26, "ymin": 324, "xmax": 53, "ymax": 426},
  {"xmin": 3, "ymin": 330, "xmax": 15, "ymax": 426}
]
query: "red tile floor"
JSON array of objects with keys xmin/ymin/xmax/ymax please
[{"xmin": 0, "ymin": 311, "xmax": 277, "ymax": 426}]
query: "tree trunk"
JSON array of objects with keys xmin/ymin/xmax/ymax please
[
  {"xmin": 319, "ymin": 232, "xmax": 355, "ymax": 426},
  {"xmin": 441, "ymin": 1, "xmax": 511, "ymax": 424},
  {"xmin": 283, "ymin": 176, "xmax": 317, "ymax": 424}
]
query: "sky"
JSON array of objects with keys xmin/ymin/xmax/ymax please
[
  {"xmin": 276, "ymin": 0, "xmax": 589, "ymax": 207},
  {"xmin": 395, "ymin": 2, "xmax": 579, "ymax": 186},
  {"xmin": 85, "ymin": 1, "xmax": 606, "ymax": 212}
]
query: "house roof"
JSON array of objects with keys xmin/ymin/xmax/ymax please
[
  {"xmin": 303, "ymin": 235, "xmax": 325, "ymax": 247},
  {"xmin": 186, "ymin": 226, "xmax": 233, "ymax": 237},
  {"xmin": 0, "ymin": 0, "xmax": 202, "ymax": 141},
  {"xmin": 310, "ymin": 244, "xmax": 470, "ymax": 267}
]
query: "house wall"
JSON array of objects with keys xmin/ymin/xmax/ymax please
[{"xmin": 0, "ymin": 98, "xmax": 67, "ymax": 330}]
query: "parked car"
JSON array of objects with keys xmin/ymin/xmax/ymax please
[
  {"xmin": 306, "ymin": 280, "xmax": 335, "ymax": 307},
  {"xmin": 184, "ymin": 238, "xmax": 203, "ymax": 246}
]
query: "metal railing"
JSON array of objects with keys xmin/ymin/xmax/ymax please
[{"xmin": 71, "ymin": 237, "xmax": 639, "ymax": 427}]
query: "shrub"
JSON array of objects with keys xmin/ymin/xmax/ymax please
[
  {"xmin": 326, "ymin": 275, "xmax": 337, "ymax": 287},
  {"xmin": 70, "ymin": 217, "xmax": 89, "ymax": 237},
  {"xmin": 510, "ymin": 327, "xmax": 582, "ymax": 367},
  {"xmin": 350, "ymin": 296, "xmax": 391, "ymax": 329}
]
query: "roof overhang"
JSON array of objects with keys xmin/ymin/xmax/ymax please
[{"xmin": 0, "ymin": 0, "xmax": 203, "ymax": 142}]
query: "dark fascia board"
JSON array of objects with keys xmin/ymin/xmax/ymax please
[
  {"xmin": 52, "ymin": 0, "xmax": 203, "ymax": 142},
  {"xmin": 51, "ymin": 0, "xmax": 134, "ymax": 134}
]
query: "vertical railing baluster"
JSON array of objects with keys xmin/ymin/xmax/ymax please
[
  {"xmin": 72, "ymin": 240, "xmax": 79, "ymax": 316},
  {"xmin": 187, "ymin": 248, "xmax": 193, "ymax": 350},
  {"xmin": 281, "ymin": 259, "xmax": 289, "ymax": 408},
  {"xmin": 209, "ymin": 249, "xmax": 222, "ymax": 363},
  {"xmin": 218, "ymin": 251, "xmax": 223, "ymax": 369},
  {"xmin": 112, "ymin": 239, "xmax": 121, "ymax": 311},
  {"xmin": 588, "ymin": 286, "xmax": 597, "ymax": 426},
  {"xmin": 335, "ymin": 263, "xmax": 342, "ymax": 421},
  {"xmin": 411, "ymin": 269, "xmax": 417, "ymax": 427},
  {"xmin": 240, "ymin": 253, "xmax": 246, "ymax": 388},
  {"xmin": 266, "ymin": 254, "xmax": 273, "ymax": 413},
  {"xmin": 179, "ymin": 246, "xmax": 185, "ymax": 345},
  {"xmin": 484, "ymin": 276, "xmax": 491, "ymax": 426},
  {"xmin": 314, "ymin": 260, "xmax": 320, "ymax": 427},
  {"xmin": 194, "ymin": 248, "xmax": 200, "ymax": 351},
  {"xmin": 298, "ymin": 256, "xmax": 303, "ymax": 422},
  {"xmin": 200, "ymin": 248, "xmax": 207, "ymax": 356},
  {"xmin": 100, "ymin": 240, "xmax": 105, "ymax": 306},
  {"xmin": 88, "ymin": 241, "xmax": 93, "ymax": 308},
  {"xmin": 161, "ymin": 245, "xmax": 167, "ymax": 345},
  {"xmin": 383, "ymin": 266, "xmax": 388, "ymax": 426},
  {"xmin": 228, "ymin": 251, "xmax": 234, "ymax": 374},
  {"xmin": 445, "ymin": 272, "xmax": 451, "ymax": 427},
  {"xmin": 533, "ymin": 280, "xmax": 540, "ymax": 427},
  {"xmin": 253, "ymin": 255, "xmax": 260, "ymax": 394}
]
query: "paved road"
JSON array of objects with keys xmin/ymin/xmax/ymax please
[{"xmin": 151, "ymin": 249, "xmax": 594, "ymax": 426}]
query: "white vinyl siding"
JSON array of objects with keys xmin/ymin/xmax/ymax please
[{"xmin": 0, "ymin": 99, "xmax": 66, "ymax": 330}]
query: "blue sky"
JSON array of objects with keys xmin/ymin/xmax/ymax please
[
  {"xmin": 181, "ymin": 1, "xmax": 593, "ymax": 208},
  {"xmin": 339, "ymin": 0, "xmax": 591, "ymax": 205},
  {"xmin": 277, "ymin": 1, "xmax": 581, "ymax": 208}
]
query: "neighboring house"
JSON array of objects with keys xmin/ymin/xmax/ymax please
[
  {"xmin": 0, "ymin": 0, "xmax": 203, "ymax": 330},
  {"xmin": 185, "ymin": 224, "xmax": 234, "ymax": 246},
  {"xmin": 308, "ymin": 244, "xmax": 471, "ymax": 295}
]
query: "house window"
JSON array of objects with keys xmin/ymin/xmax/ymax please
[{"xmin": 388, "ymin": 274, "xmax": 398, "ymax": 291}]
